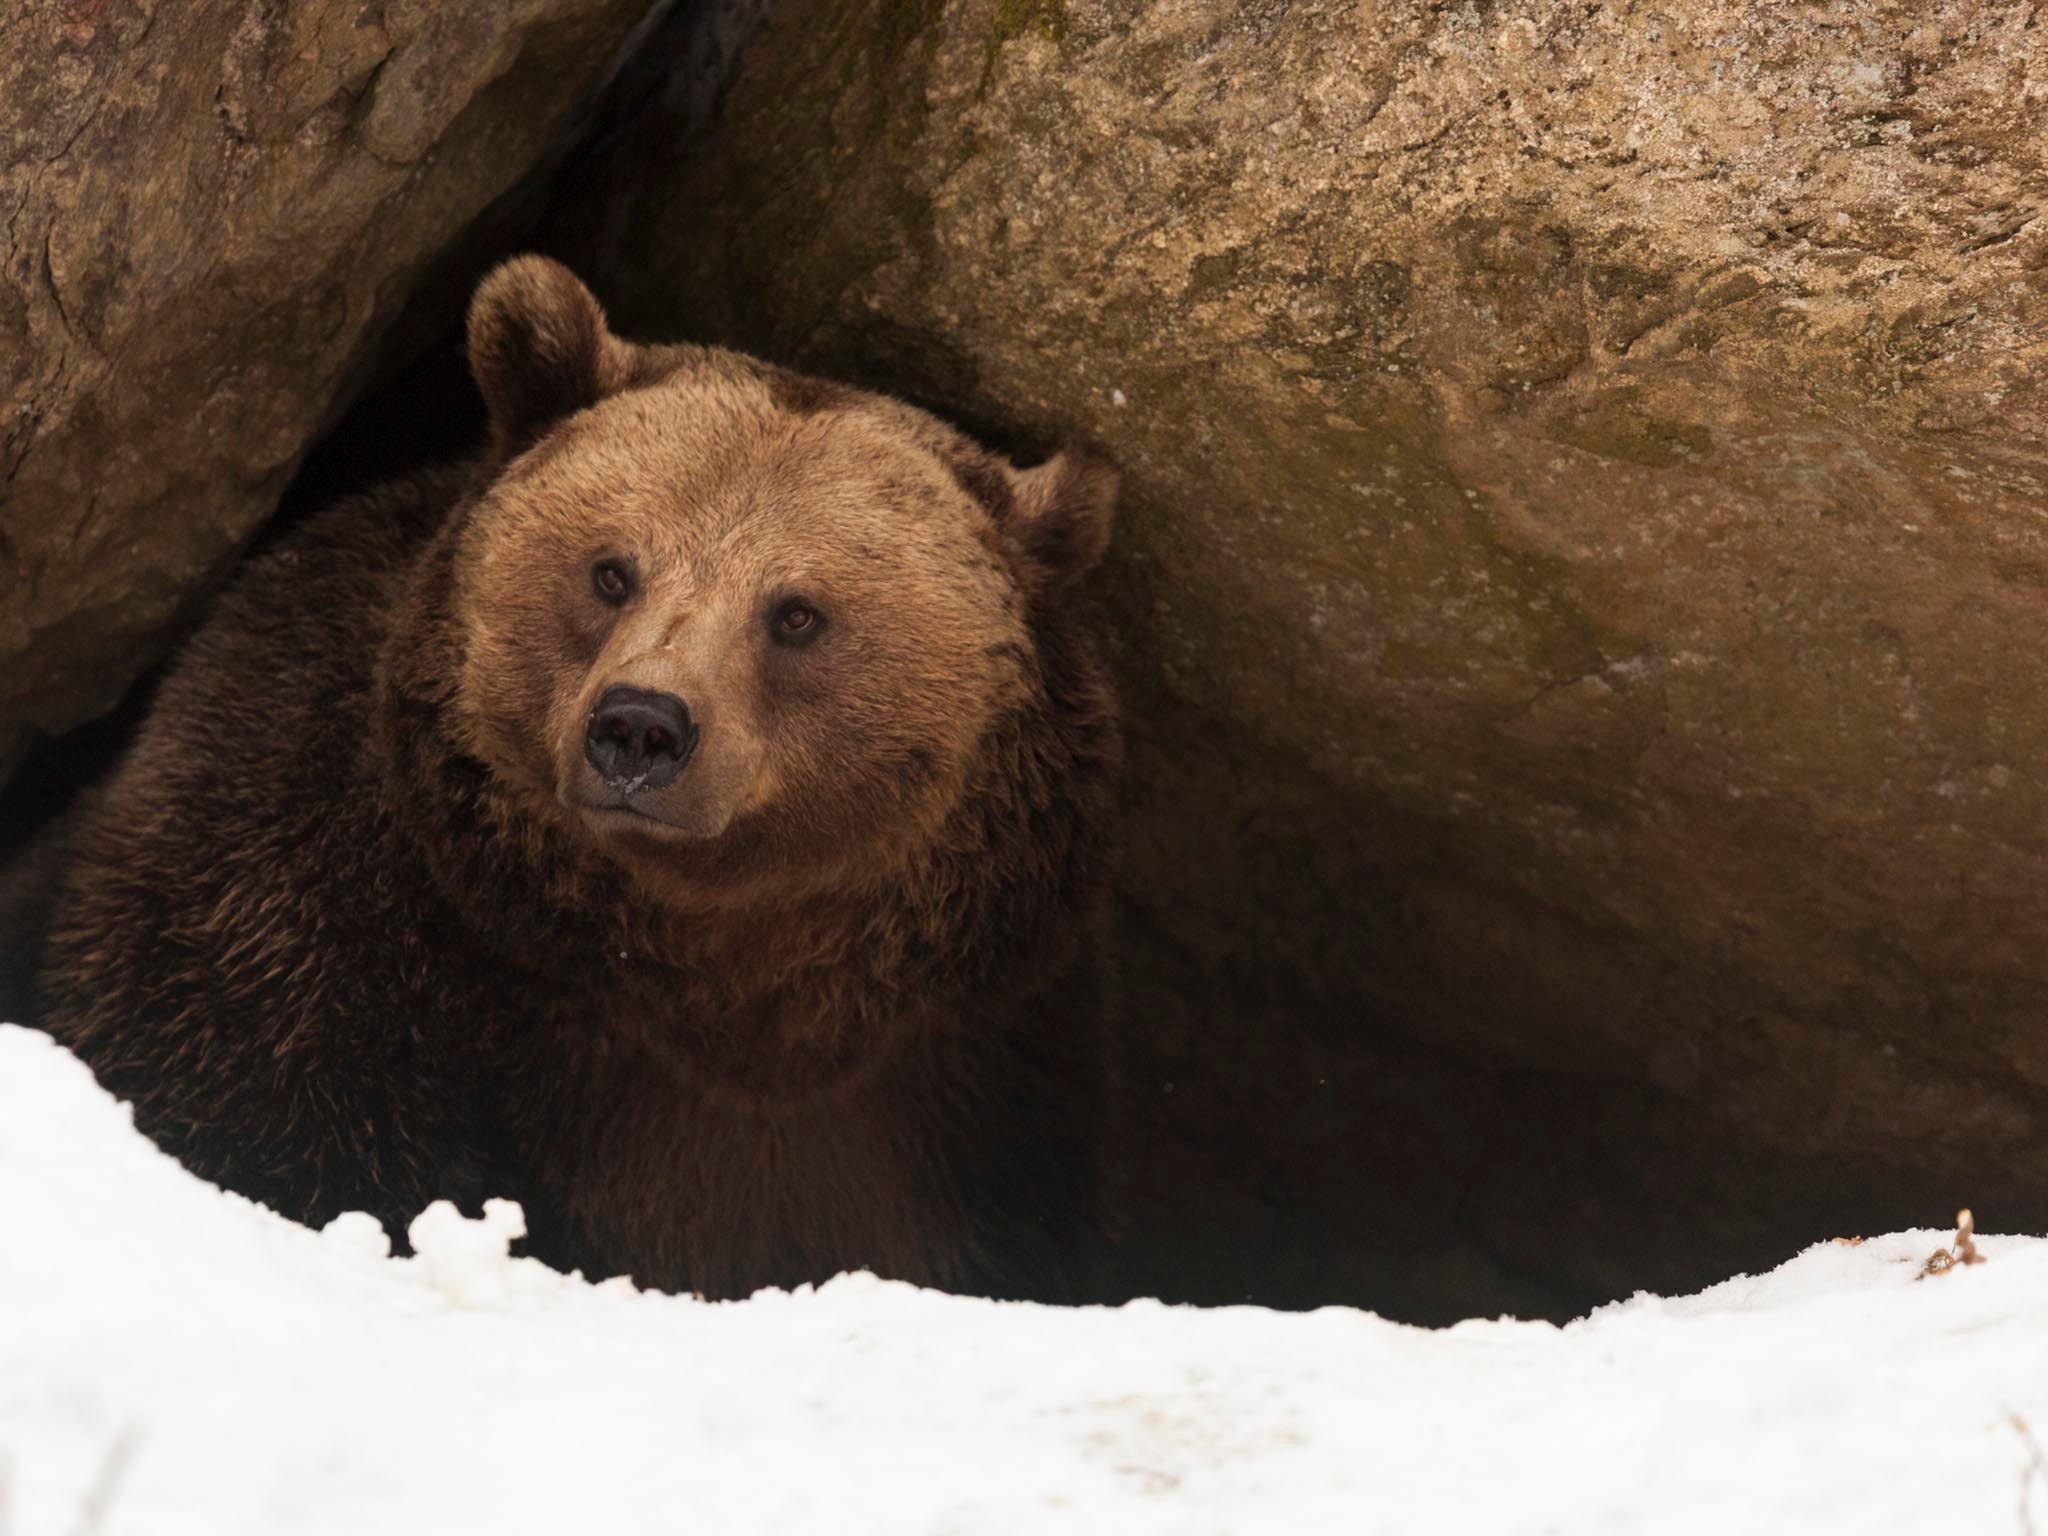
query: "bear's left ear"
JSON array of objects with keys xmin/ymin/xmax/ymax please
[
  {"xmin": 467, "ymin": 255, "xmax": 635, "ymax": 458},
  {"xmin": 1004, "ymin": 447, "xmax": 1120, "ymax": 597}
]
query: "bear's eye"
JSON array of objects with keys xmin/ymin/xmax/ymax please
[
  {"xmin": 592, "ymin": 559, "xmax": 633, "ymax": 605},
  {"xmin": 770, "ymin": 599, "xmax": 823, "ymax": 646}
]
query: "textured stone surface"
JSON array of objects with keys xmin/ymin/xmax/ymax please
[
  {"xmin": 0, "ymin": 0, "xmax": 667, "ymax": 778},
  {"xmin": 553, "ymin": 0, "xmax": 2048, "ymax": 1311}
]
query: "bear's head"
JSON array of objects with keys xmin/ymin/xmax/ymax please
[{"xmin": 442, "ymin": 256, "xmax": 1117, "ymax": 903}]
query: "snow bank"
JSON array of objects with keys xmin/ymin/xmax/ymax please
[{"xmin": 2, "ymin": 1021, "xmax": 2045, "ymax": 1535}]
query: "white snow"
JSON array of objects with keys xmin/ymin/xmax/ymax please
[{"xmin": 3, "ymin": 1020, "xmax": 2047, "ymax": 1536}]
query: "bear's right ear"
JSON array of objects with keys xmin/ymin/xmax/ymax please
[
  {"xmin": 467, "ymin": 256, "xmax": 631, "ymax": 458},
  {"xmin": 1003, "ymin": 447, "xmax": 1120, "ymax": 599}
]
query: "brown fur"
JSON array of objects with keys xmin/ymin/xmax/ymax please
[{"xmin": 37, "ymin": 258, "xmax": 1123, "ymax": 1301}]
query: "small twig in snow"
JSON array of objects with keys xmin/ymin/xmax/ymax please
[{"xmin": 1919, "ymin": 1208, "xmax": 1987, "ymax": 1279}]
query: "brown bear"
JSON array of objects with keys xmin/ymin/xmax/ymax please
[{"xmin": 32, "ymin": 256, "xmax": 1122, "ymax": 1302}]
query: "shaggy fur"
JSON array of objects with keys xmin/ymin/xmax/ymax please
[{"xmin": 34, "ymin": 257, "xmax": 1122, "ymax": 1301}]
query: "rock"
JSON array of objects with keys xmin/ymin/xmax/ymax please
[
  {"xmin": 553, "ymin": 0, "xmax": 2048, "ymax": 1310},
  {"xmin": 0, "ymin": 0, "xmax": 671, "ymax": 779}
]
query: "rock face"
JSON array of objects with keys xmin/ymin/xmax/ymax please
[
  {"xmin": 0, "ymin": 0, "xmax": 668, "ymax": 779},
  {"xmin": 550, "ymin": 0, "xmax": 2048, "ymax": 1311}
]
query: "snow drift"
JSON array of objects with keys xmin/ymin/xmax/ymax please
[{"xmin": 1, "ymin": 1021, "xmax": 2045, "ymax": 1534}]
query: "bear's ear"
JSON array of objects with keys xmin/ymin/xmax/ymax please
[
  {"xmin": 1004, "ymin": 447, "xmax": 1120, "ymax": 596},
  {"xmin": 467, "ymin": 256, "xmax": 631, "ymax": 457}
]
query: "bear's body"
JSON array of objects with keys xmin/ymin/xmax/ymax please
[{"xmin": 35, "ymin": 260, "xmax": 1121, "ymax": 1301}]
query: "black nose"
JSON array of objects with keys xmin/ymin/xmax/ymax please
[{"xmin": 585, "ymin": 686, "xmax": 697, "ymax": 791}]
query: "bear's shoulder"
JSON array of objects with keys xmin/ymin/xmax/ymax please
[
  {"xmin": 201, "ymin": 463, "xmax": 469, "ymax": 672},
  {"xmin": 39, "ymin": 461, "xmax": 502, "ymax": 1228}
]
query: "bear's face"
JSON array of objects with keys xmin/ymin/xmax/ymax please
[
  {"xmin": 446, "ymin": 258, "xmax": 1116, "ymax": 897},
  {"xmin": 456, "ymin": 377, "xmax": 1025, "ymax": 877}
]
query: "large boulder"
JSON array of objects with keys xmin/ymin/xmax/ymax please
[
  {"xmin": 0, "ymin": 0, "xmax": 669, "ymax": 779},
  {"xmin": 553, "ymin": 0, "xmax": 2048, "ymax": 1311}
]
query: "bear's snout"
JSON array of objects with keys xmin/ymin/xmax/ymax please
[{"xmin": 585, "ymin": 685, "xmax": 698, "ymax": 792}]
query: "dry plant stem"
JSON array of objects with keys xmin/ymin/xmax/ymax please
[
  {"xmin": 2015, "ymin": 1415, "xmax": 2047, "ymax": 1536},
  {"xmin": 70, "ymin": 1428, "xmax": 138, "ymax": 1536},
  {"xmin": 1954, "ymin": 1208, "xmax": 1984, "ymax": 1266}
]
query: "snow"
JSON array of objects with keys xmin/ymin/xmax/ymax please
[{"xmin": 3, "ymin": 1021, "xmax": 2046, "ymax": 1536}]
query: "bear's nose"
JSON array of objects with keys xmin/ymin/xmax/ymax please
[{"xmin": 585, "ymin": 685, "xmax": 697, "ymax": 792}]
